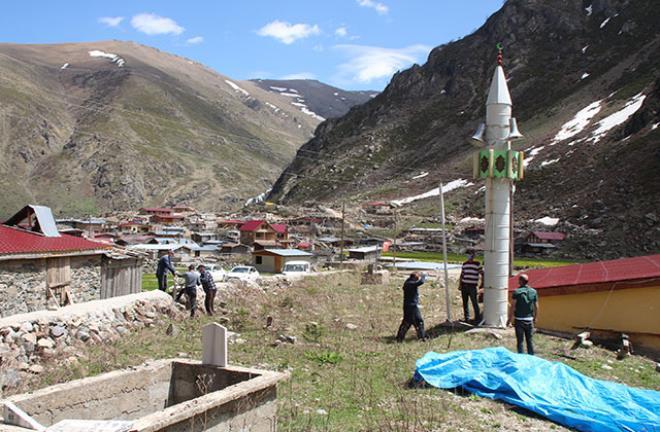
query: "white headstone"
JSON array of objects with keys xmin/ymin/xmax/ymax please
[{"xmin": 202, "ymin": 323, "xmax": 227, "ymax": 367}]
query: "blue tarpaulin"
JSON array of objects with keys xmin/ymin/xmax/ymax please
[{"xmin": 413, "ymin": 347, "xmax": 659, "ymax": 432}]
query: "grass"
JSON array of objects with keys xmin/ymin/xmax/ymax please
[
  {"xmin": 15, "ymin": 272, "xmax": 659, "ymax": 431},
  {"xmin": 383, "ymin": 251, "xmax": 579, "ymax": 269}
]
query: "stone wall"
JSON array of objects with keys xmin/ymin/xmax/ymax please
[
  {"xmin": 0, "ymin": 291, "xmax": 177, "ymax": 395},
  {"xmin": 0, "ymin": 255, "xmax": 103, "ymax": 318}
]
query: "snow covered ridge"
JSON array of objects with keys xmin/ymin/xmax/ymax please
[
  {"xmin": 266, "ymin": 85, "xmax": 325, "ymax": 121},
  {"xmin": 535, "ymin": 216, "xmax": 559, "ymax": 227},
  {"xmin": 590, "ymin": 93, "xmax": 646, "ymax": 143},
  {"xmin": 390, "ymin": 179, "xmax": 473, "ymax": 206},
  {"xmin": 225, "ymin": 80, "xmax": 250, "ymax": 97},
  {"xmin": 88, "ymin": 50, "xmax": 125, "ymax": 67}
]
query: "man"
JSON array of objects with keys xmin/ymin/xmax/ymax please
[
  {"xmin": 198, "ymin": 265, "xmax": 217, "ymax": 316},
  {"xmin": 507, "ymin": 273, "xmax": 539, "ymax": 355},
  {"xmin": 179, "ymin": 264, "xmax": 201, "ymax": 318},
  {"xmin": 156, "ymin": 250, "xmax": 176, "ymax": 292},
  {"xmin": 396, "ymin": 272, "xmax": 428, "ymax": 342},
  {"xmin": 459, "ymin": 252, "xmax": 482, "ymax": 322}
]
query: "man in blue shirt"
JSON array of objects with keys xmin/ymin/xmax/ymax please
[
  {"xmin": 396, "ymin": 272, "xmax": 428, "ymax": 342},
  {"xmin": 507, "ymin": 273, "xmax": 539, "ymax": 355},
  {"xmin": 156, "ymin": 250, "xmax": 176, "ymax": 292}
]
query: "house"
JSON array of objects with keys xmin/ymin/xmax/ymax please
[
  {"xmin": 520, "ymin": 231, "xmax": 566, "ymax": 254},
  {"xmin": 508, "ymin": 254, "xmax": 660, "ymax": 354},
  {"xmin": 363, "ymin": 201, "xmax": 392, "ymax": 215},
  {"xmin": 219, "ymin": 243, "xmax": 250, "ymax": 255},
  {"xmin": 191, "ymin": 232, "xmax": 218, "ymax": 244},
  {"xmin": 348, "ymin": 246, "xmax": 381, "ymax": 262},
  {"xmin": 252, "ymin": 249, "xmax": 314, "ymax": 273},
  {"xmin": 57, "ymin": 218, "xmax": 107, "ymax": 237},
  {"xmin": 180, "ymin": 244, "xmax": 220, "ymax": 259},
  {"xmin": 139, "ymin": 207, "xmax": 174, "ymax": 217},
  {"xmin": 118, "ymin": 220, "xmax": 151, "ymax": 234},
  {"xmin": 172, "ymin": 204, "xmax": 196, "ymax": 213},
  {"xmin": 0, "ymin": 205, "xmax": 142, "ymax": 317},
  {"xmin": 115, "ymin": 234, "xmax": 155, "ymax": 247},
  {"xmin": 152, "ymin": 214, "xmax": 185, "ymax": 225},
  {"xmin": 151, "ymin": 227, "xmax": 186, "ymax": 239},
  {"xmin": 239, "ymin": 220, "xmax": 288, "ymax": 246}
]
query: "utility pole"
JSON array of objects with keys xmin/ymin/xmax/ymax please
[
  {"xmin": 439, "ymin": 181, "xmax": 451, "ymax": 322},
  {"xmin": 392, "ymin": 208, "xmax": 399, "ymax": 273},
  {"xmin": 339, "ymin": 202, "xmax": 346, "ymax": 268}
]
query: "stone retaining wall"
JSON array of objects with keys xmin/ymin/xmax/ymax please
[{"xmin": 0, "ymin": 291, "xmax": 177, "ymax": 395}]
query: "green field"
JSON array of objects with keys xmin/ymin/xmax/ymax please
[
  {"xmin": 383, "ymin": 251, "xmax": 579, "ymax": 269},
  {"xmin": 15, "ymin": 271, "xmax": 659, "ymax": 431}
]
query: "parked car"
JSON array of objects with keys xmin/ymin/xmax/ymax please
[
  {"xmin": 282, "ymin": 261, "xmax": 311, "ymax": 277},
  {"xmin": 226, "ymin": 265, "xmax": 260, "ymax": 282},
  {"xmin": 202, "ymin": 263, "xmax": 226, "ymax": 282}
]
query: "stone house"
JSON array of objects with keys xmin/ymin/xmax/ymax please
[{"xmin": 0, "ymin": 205, "xmax": 143, "ymax": 318}]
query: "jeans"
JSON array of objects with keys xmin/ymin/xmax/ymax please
[
  {"xmin": 157, "ymin": 273, "xmax": 168, "ymax": 291},
  {"xmin": 187, "ymin": 291, "xmax": 198, "ymax": 318},
  {"xmin": 204, "ymin": 288, "xmax": 216, "ymax": 315},
  {"xmin": 461, "ymin": 283, "xmax": 480, "ymax": 321},
  {"xmin": 396, "ymin": 305, "xmax": 426, "ymax": 341},
  {"xmin": 515, "ymin": 319, "xmax": 534, "ymax": 355}
]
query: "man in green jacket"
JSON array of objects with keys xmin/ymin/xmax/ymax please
[{"xmin": 507, "ymin": 273, "xmax": 539, "ymax": 355}]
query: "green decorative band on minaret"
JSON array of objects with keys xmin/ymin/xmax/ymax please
[{"xmin": 473, "ymin": 149, "xmax": 524, "ymax": 180}]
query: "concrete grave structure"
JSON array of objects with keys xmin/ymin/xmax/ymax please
[{"xmin": 2, "ymin": 360, "xmax": 287, "ymax": 431}]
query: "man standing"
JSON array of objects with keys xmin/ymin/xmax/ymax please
[
  {"xmin": 180, "ymin": 264, "xmax": 201, "ymax": 318},
  {"xmin": 459, "ymin": 252, "xmax": 482, "ymax": 323},
  {"xmin": 396, "ymin": 272, "xmax": 428, "ymax": 342},
  {"xmin": 156, "ymin": 250, "xmax": 176, "ymax": 292},
  {"xmin": 198, "ymin": 265, "xmax": 217, "ymax": 316},
  {"xmin": 508, "ymin": 273, "xmax": 539, "ymax": 355}
]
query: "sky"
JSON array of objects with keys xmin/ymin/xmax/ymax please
[{"xmin": 0, "ymin": 1, "xmax": 503, "ymax": 91}]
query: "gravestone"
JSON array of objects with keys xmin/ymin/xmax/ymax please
[{"xmin": 202, "ymin": 323, "xmax": 227, "ymax": 367}]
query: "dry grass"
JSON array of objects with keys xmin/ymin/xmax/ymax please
[{"xmin": 18, "ymin": 271, "xmax": 660, "ymax": 431}]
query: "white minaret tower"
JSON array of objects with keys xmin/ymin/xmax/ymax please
[{"xmin": 471, "ymin": 47, "xmax": 524, "ymax": 327}]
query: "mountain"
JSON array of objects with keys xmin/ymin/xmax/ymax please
[
  {"xmin": 250, "ymin": 79, "xmax": 378, "ymax": 120},
  {"xmin": 0, "ymin": 40, "xmax": 322, "ymax": 217},
  {"xmin": 268, "ymin": 0, "xmax": 660, "ymax": 258}
]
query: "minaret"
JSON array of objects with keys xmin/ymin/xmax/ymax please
[{"xmin": 471, "ymin": 46, "xmax": 524, "ymax": 327}]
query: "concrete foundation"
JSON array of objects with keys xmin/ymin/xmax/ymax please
[{"xmin": 2, "ymin": 359, "xmax": 288, "ymax": 432}]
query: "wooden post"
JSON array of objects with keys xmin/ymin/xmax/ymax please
[
  {"xmin": 440, "ymin": 181, "xmax": 451, "ymax": 322},
  {"xmin": 392, "ymin": 208, "xmax": 398, "ymax": 273},
  {"xmin": 339, "ymin": 202, "xmax": 346, "ymax": 268}
]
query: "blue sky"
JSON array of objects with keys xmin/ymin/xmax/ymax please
[{"xmin": 0, "ymin": 1, "xmax": 503, "ymax": 90}]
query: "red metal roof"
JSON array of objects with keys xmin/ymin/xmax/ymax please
[
  {"xmin": 271, "ymin": 223, "xmax": 287, "ymax": 234},
  {"xmin": 239, "ymin": 220, "xmax": 265, "ymax": 232},
  {"xmin": 530, "ymin": 231, "xmax": 566, "ymax": 241},
  {"xmin": 508, "ymin": 254, "xmax": 660, "ymax": 293},
  {"xmin": 140, "ymin": 207, "xmax": 173, "ymax": 213},
  {"xmin": 0, "ymin": 225, "xmax": 109, "ymax": 256}
]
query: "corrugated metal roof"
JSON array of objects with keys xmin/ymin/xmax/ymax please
[
  {"xmin": 239, "ymin": 220, "xmax": 264, "ymax": 232},
  {"xmin": 348, "ymin": 246, "xmax": 381, "ymax": 253},
  {"xmin": 253, "ymin": 248, "xmax": 313, "ymax": 257},
  {"xmin": 271, "ymin": 223, "xmax": 287, "ymax": 234},
  {"xmin": 508, "ymin": 254, "xmax": 660, "ymax": 291},
  {"xmin": 0, "ymin": 225, "xmax": 109, "ymax": 256}
]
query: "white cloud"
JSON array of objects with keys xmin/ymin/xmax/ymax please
[
  {"xmin": 357, "ymin": 0, "xmax": 389, "ymax": 15},
  {"xmin": 281, "ymin": 72, "xmax": 317, "ymax": 80},
  {"xmin": 98, "ymin": 16, "xmax": 124, "ymax": 27},
  {"xmin": 257, "ymin": 20, "xmax": 320, "ymax": 44},
  {"xmin": 334, "ymin": 44, "xmax": 430, "ymax": 84},
  {"xmin": 335, "ymin": 26, "xmax": 348, "ymax": 37},
  {"xmin": 186, "ymin": 36, "xmax": 204, "ymax": 45},
  {"xmin": 131, "ymin": 13, "xmax": 184, "ymax": 35}
]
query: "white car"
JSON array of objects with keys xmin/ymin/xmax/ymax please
[
  {"xmin": 226, "ymin": 266, "xmax": 260, "ymax": 282},
  {"xmin": 202, "ymin": 263, "xmax": 226, "ymax": 282},
  {"xmin": 282, "ymin": 261, "xmax": 312, "ymax": 277}
]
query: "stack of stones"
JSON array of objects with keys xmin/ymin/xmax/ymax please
[{"xmin": 0, "ymin": 291, "xmax": 179, "ymax": 394}]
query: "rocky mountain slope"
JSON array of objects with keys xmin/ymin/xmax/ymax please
[
  {"xmin": 250, "ymin": 79, "xmax": 377, "ymax": 119},
  {"xmin": 269, "ymin": 0, "xmax": 660, "ymax": 258},
  {"xmin": 0, "ymin": 41, "xmax": 321, "ymax": 217}
]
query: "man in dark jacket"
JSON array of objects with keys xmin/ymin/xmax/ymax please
[
  {"xmin": 197, "ymin": 265, "xmax": 217, "ymax": 315},
  {"xmin": 156, "ymin": 250, "xmax": 176, "ymax": 292},
  {"xmin": 507, "ymin": 273, "xmax": 539, "ymax": 355},
  {"xmin": 396, "ymin": 272, "xmax": 428, "ymax": 342}
]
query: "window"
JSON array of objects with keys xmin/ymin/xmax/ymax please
[{"xmin": 255, "ymin": 256, "xmax": 263, "ymax": 265}]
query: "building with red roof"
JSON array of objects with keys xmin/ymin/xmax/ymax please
[
  {"xmin": 0, "ymin": 205, "xmax": 143, "ymax": 318},
  {"xmin": 239, "ymin": 220, "xmax": 288, "ymax": 246},
  {"xmin": 509, "ymin": 254, "xmax": 660, "ymax": 354}
]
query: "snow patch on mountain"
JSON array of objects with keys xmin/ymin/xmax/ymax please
[
  {"xmin": 390, "ymin": 179, "xmax": 472, "ymax": 206},
  {"xmin": 89, "ymin": 50, "xmax": 125, "ymax": 67},
  {"xmin": 590, "ymin": 93, "xmax": 645, "ymax": 143},
  {"xmin": 551, "ymin": 100, "xmax": 602, "ymax": 144},
  {"xmin": 224, "ymin": 80, "xmax": 249, "ymax": 96}
]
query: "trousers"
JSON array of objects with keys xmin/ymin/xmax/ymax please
[
  {"xmin": 396, "ymin": 305, "xmax": 426, "ymax": 341},
  {"xmin": 157, "ymin": 273, "xmax": 168, "ymax": 291},
  {"xmin": 515, "ymin": 319, "xmax": 534, "ymax": 355},
  {"xmin": 203, "ymin": 288, "xmax": 216, "ymax": 315},
  {"xmin": 461, "ymin": 283, "xmax": 480, "ymax": 321}
]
